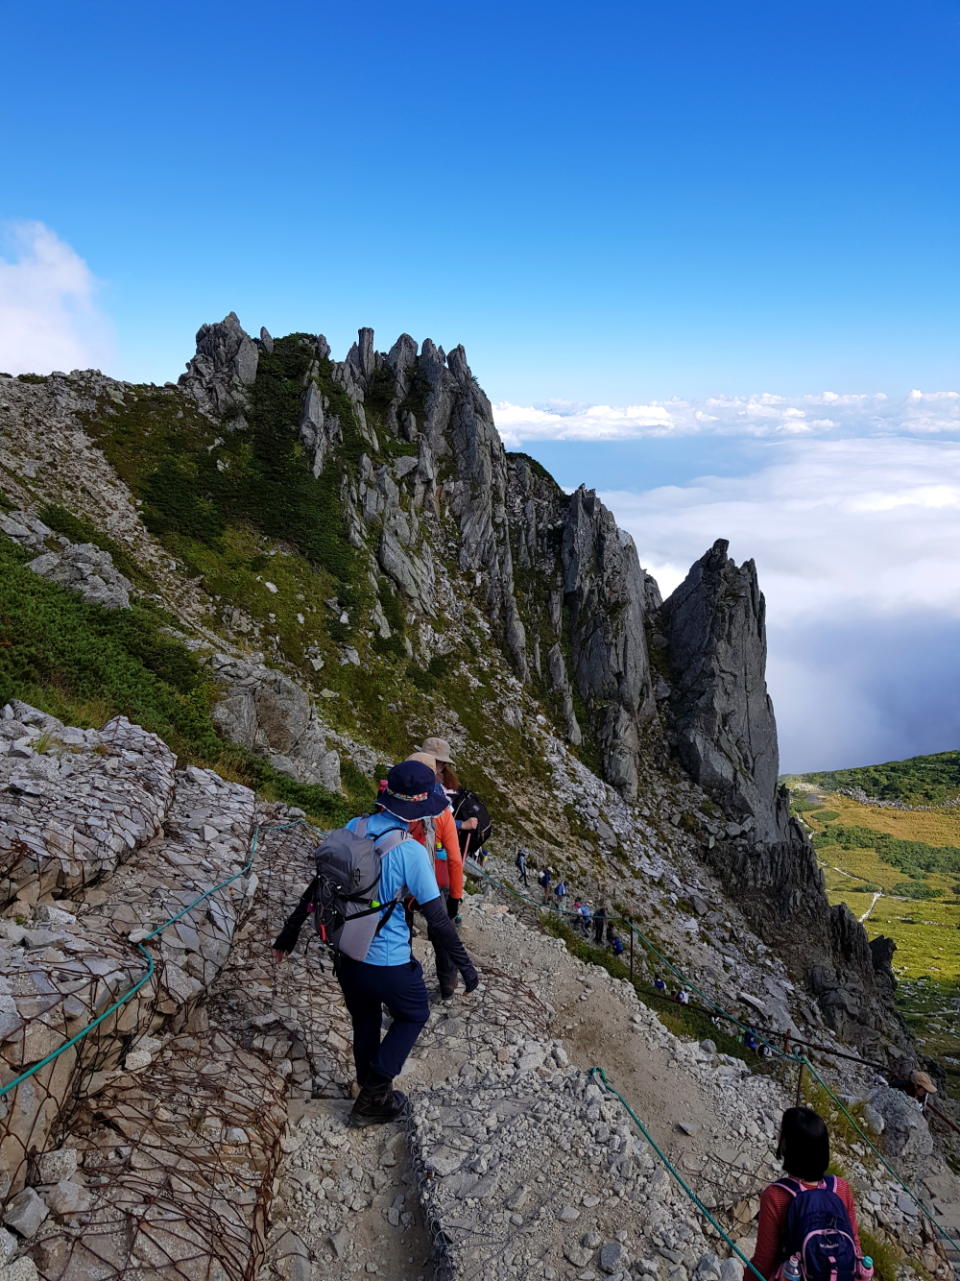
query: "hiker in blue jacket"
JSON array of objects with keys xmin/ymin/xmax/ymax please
[{"xmin": 273, "ymin": 760, "xmax": 479, "ymax": 1127}]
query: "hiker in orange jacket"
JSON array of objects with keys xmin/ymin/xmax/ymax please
[{"xmin": 405, "ymin": 751, "xmax": 465, "ymax": 905}]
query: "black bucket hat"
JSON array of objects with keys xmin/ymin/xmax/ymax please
[{"xmin": 380, "ymin": 760, "xmax": 448, "ymax": 822}]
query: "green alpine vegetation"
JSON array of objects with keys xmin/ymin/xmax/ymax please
[
  {"xmin": 812, "ymin": 825, "xmax": 960, "ymax": 882},
  {"xmin": 789, "ymin": 749, "xmax": 960, "ymax": 806},
  {"xmin": 0, "ymin": 534, "xmax": 360, "ymax": 824}
]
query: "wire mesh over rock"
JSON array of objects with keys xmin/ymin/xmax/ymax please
[
  {"xmin": 0, "ymin": 714, "xmax": 257, "ymax": 1202},
  {"xmin": 0, "ymin": 711, "xmax": 176, "ymax": 906},
  {"xmin": 30, "ymin": 1028, "xmax": 287, "ymax": 1281}
]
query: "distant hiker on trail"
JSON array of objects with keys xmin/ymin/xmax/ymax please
[
  {"xmin": 272, "ymin": 759, "xmax": 479, "ymax": 1128},
  {"xmin": 889, "ymin": 1069, "xmax": 938, "ymax": 1113},
  {"xmin": 554, "ymin": 879, "xmax": 568, "ymax": 910},
  {"xmin": 539, "ymin": 866, "xmax": 553, "ymax": 905},
  {"xmin": 653, "ymin": 974, "xmax": 667, "ymax": 993},
  {"xmin": 611, "ymin": 934, "xmax": 625, "ymax": 957},
  {"xmin": 743, "ymin": 1030, "xmax": 759, "ymax": 1053},
  {"xmin": 593, "ymin": 905, "xmax": 607, "ymax": 945},
  {"xmin": 578, "ymin": 900, "xmax": 592, "ymax": 936},
  {"xmin": 675, "ymin": 987, "xmax": 690, "ymax": 1006},
  {"xmin": 747, "ymin": 1105, "xmax": 863, "ymax": 1281},
  {"xmin": 605, "ymin": 920, "xmax": 616, "ymax": 945},
  {"xmin": 515, "ymin": 848, "xmax": 529, "ymax": 887}
]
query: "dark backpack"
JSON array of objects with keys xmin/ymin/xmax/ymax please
[
  {"xmin": 774, "ymin": 1177, "xmax": 857, "ymax": 1281},
  {"xmin": 452, "ymin": 788, "xmax": 492, "ymax": 855},
  {"xmin": 312, "ymin": 817, "xmax": 406, "ymax": 962}
]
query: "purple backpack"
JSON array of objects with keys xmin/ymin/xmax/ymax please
[{"xmin": 775, "ymin": 1176, "xmax": 857, "ymax": 1281}]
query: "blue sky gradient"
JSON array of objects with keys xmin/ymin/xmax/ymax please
[{"xmin": 3, "ymin": 0, "xmax": 959, "ymax": 397}]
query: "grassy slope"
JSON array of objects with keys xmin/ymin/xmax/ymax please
[
  {"xmin": 0, "ymin": 535, "xmax": 362, "ymax": 823},
  {"xmin": 787, "ymin": 748, "xmax": 960, "ymax": 805},
  {"xmin": 793, "ymin": 790, "xmax": 960, "ymax": 1060}
]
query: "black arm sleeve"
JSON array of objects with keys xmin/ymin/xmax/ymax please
[
  {"xmin": 273, "ymin": 877, "xmax": 318, "ymax": 954},
  {"xmin": 420, "ymin": 895, "xmax": 478, "ymax": 988}
]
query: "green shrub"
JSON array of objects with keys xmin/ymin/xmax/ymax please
[
  {"xmin": 857, "ymin": 1228, "xmax": 901, "ymax": 1281},
  {"xmin": 891, "ymin": 880, "xmax": 943, "ymax": 900}
]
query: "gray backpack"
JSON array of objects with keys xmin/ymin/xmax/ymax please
[{"xmin": 312, "ymin": 818, "xmax": 406, "ymax": 961}]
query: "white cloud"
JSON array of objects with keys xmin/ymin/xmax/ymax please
[
  {"xmin": 0, "ymin": 222, "xmax": 114, "ymax": 375},
  {"xmin": 598, "ymin": 437, "xmax": 960, "ymax": 770},
  {"xmin": 493, "ymin": 388, "xmax": 960, "ymax": 445}
]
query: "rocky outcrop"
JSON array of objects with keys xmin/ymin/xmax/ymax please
[
  {"xmin": 1, "ymin": 512, "xmax": 132, "ymax": 610},
  {"xmin": 208, "ymin": 653, "xmax": 341, "ymax": 792},
  {"xmin": 27, "ymin": 544, "xmax": 131, "ymax": 610},
  {"xmin": 175, "ymin": 318, "xmax": 660, "ymax": 798},
  {"xmin": 658, "ymin": 543, "xmax": 907, "ymax": 1051},
  {"xmin": 179, "ymin": 311, "xmax": 259, "ymax": 428},
  {"xmin": 559, "ymin": 487, "xmax": 657, "ymax": 799},
  {"xmin": 660, "ymin": 540, "xmax": 782, "ymax": 844}
]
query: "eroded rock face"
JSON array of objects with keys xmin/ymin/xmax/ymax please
[
  {"xmin": 660, "ymin": 540, "xmax": 782, "ymax": 844},
  {"xmin": 179, "ymin": 311, "xmax": 259, "ymax": 428},
  {"xmin": 209, "ymin": 654, "xmax": 341, "ymax": 793},
  {"xmin": 658, "ymin": 542, "xmax": 907, "ymax": 1050}
]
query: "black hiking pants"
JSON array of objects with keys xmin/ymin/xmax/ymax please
[
  {"xmin": 335, "ymin": 955, "xmax": 429, "ymax": 1083},
  {"xmin": 429, "ymin": 889, "xmax": 459, "ymax": 996}
]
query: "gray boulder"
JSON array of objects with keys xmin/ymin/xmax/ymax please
[
  {"xmin": 867, "ymin": 1084, "xmax": 933, "ymax": 1161},
  {"xmin": 0, "ymin": 511, "xmax": 54, "ymax": 555},
  {"xmin": 27, "ymin": 543, "xmax": 131, "ymax": 609},
  {"xmin": 210, "ymin": 654, "xmax": 341, "ymax": 792}
]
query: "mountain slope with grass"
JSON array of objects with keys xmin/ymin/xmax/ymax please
[
  {"xmin": 789, "ymin": 750, "xmax": 960, "ymax": 807},
  {"xmin": 787, "ymin": 781, "xmax": 960, "ymax": 1064}
]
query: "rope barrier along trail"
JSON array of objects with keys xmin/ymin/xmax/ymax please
[
  {"xmin": 479, "ymin": 866, "xmax": 960, "ymax": 1265},
  {"xmin": 589, "ymin": 1067, "xmax": 767, "ymax": 1281},
  {"xmin": 0, "ymin": 817, "xmax": 306, "ymax": 1101}
]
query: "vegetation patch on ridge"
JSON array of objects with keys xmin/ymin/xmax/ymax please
[
  {"xmin": 0, "ymin": 535, "xmax": 357, "ymax": 823},
  {"xmin": 789, "ymin": 749, "xmax": 960, "ymax": 806}
]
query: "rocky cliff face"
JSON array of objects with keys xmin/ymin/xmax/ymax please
[{"xmin": 658, "ymin": 540, "xmax": 905, "ymax": 1049}]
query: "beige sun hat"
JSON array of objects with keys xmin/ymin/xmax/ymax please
[
  {"xmin": 911, "ymin": 1070, "xmax": 937, "ymax": 1094},
  {"xmin": 406, "ymin": 751, "xmax": 437, "ymax": 772},
  {"xmin": 415, "ymin": 736, "xmax": 455, "ymax": 765}
]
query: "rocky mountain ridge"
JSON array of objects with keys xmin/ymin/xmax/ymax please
[{"xmin": 0, "ymin": 319, "xmax": 911, "ymax": 1053}]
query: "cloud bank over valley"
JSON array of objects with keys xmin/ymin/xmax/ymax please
[
  {"xmin": 495, "ymin": 390, "xmax": 960, "ymax": 446},
  {"xmin": 595, "ymin": 437, "xmax": 960, "ymax": 773}
]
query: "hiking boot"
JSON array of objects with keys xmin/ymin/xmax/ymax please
[
  {"xmin": 439, "ymin": 987, "xmax": 456, "ymax": 1001},
  {"xmin": 347, "ymin": 1080, "xmax": 408, "ymax": 1127}
]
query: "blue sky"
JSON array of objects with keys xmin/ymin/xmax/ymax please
[
  {"xmin": 1, "ymin": 0, "xmax": 959, "ymax": 771},
  {"xmin": 3, "ymin": 0, "xmax": 959, "ymax": 397}
]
